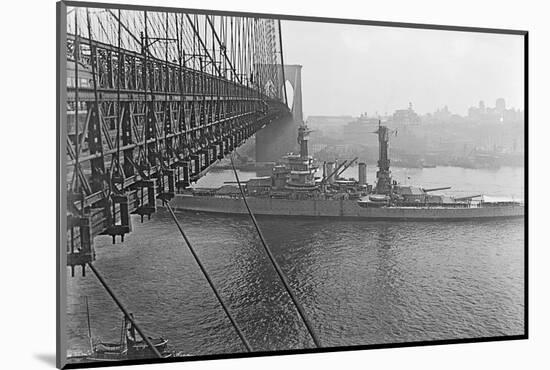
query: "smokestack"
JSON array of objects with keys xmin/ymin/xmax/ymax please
[
  {"xmin": 327, "ymin": 162, "xmax": 335, "ymax": 184},
  {"xmin": 358, "ymin": 162, "xmax": 367, "ymax": 185}
]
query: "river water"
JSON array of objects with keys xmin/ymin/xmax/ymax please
[{"xmin": 67, "ymin": 166, "xmax": 525, "ymax": 357}]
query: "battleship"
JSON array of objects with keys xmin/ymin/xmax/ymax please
[{"xmin": 171, "ymin": 122, "xmax": 524, "ymax": 220}]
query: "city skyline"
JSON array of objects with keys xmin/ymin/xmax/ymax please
[
  {"xmin": 307, "ymin": 96, "xmax": 524, "ymax": 122},
  {"xmin": 282, "ymin": 20, "xmax": 524, "ymax": 118}
]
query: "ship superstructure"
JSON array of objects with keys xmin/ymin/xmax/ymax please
[
  {"xmin": 283, "ymin": 125, "xmax": 318, "ymax": 191},
  {"xmin": 357, "ymin": 122, "xmax": 489, "ymax": 208},
  {"xmin": 248, "ymin": 122, "xmax": 367, "ymax": 199}
]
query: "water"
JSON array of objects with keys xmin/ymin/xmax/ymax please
[{"xmin": 67, "ymin": 166, "xmax": 525, "ymax": 357}]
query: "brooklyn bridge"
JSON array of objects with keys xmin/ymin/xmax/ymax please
[{"xmin": 62, "ymin": 5, "xmax": 303, "ymax": 275}]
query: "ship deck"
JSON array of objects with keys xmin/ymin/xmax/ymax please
[{"xmin": 170, "ymin": 195, "xmax": 524, "ymax": 221}]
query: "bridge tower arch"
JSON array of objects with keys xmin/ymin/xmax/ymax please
[
  {"xmin": 255, "ymin": 64, "xmax": 303, "ymax": 162},
  {"xmin": 282, "ymin": 64, "xmax": 303, "ymax": 123}
]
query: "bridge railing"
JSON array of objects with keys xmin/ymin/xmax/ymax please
[{"xmin": 66, "ymin": 35, "xmax": 271, "ymax": 101}]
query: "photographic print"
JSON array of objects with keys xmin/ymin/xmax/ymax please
[{"xmin": 57, "ymin": 1, "xmax": 526, "ymax": 368}]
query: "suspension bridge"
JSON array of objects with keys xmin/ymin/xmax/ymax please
[{"xmin": 63, "ymin": 5, "xmax": 303, "ymax": 275}]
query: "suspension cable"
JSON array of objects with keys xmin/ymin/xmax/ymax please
[
  {"xmin": 73, "ymin": 9, "xmax": 80, "ymax": 194},
  {"xmin": 143, "ymin": 10, "xmax": 150, "ymax": 177},
  {"xmin": 229, "ymin": 153, "xmax": 322, "ymax": 348},
  {"xmin": 277, "ymin": 19, "xmax": 288, "ymax": 108},
  {"xmin": 87, "ymin": 263, "xmax": 163, "ymax": 358},
  {"xmin": 162, "ymin": 201, "xmax": 252, "ymax": 352},
  {"xmin": 115, "ymin": 8, "xmax": 122, "ymax": 179}
]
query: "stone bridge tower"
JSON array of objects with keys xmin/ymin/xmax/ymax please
[
  {"xmin": 255, "ymin": 64, "xmax": 303, "ymax": 162},
  {"xmin": 283, "ymin": 64, "xmax": 303, "ymax": 123}
]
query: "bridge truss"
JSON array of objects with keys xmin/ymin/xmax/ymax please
[{"xmin": 64, "ymin": 5, "xmax": 290, "ymax": 275}]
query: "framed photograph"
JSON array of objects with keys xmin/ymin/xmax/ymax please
[{"xmin": 57, "ymin": 1, "xmax": 527, "ymax": 368}]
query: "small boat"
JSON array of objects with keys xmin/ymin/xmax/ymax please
[
  {"xmin": 87, "ymin": 340, "xmax": 128, "ymax": 362},
  {"xmin": 73, "ymin": 297, "xmax": 173, "ymax": 363},
  {"xmin": 86, "ymin": 316, "xmax": 172, "ymax": 361},
  {"xmin": 125, "ymin": 317, "xmax": 171, "ymax": 359}
]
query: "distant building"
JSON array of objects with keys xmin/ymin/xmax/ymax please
[
  {"xmin": 495, "ymin": 98, "xmax": 506, "ymax": 114},
  {"xmin": 306, "ymin": 115, "xmax": 354, "ymax": 136},
  {"xmin": 479, "ymin": 100, "xmax": 486, "ymax": 113},
  {"xmin": 467, "ymin": 98, "xmax": 523, "ymax": 124},
  {"xmin": 390, "ymin": 103, "xmax": 421, "ymax": 125},
  {"xmin": 341, "ymin": 113, "xmax": 382, "ymax": 145},
  {"xmin": 306, "ymin": 115, "xmax": 354, "ymax": 126},
  {"xmin": 433, "ymin": 105, "xmax": 452, "ymax": 122}
]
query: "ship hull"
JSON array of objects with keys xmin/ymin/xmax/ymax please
[{"xmin": 171, "ymin": 195, "xmax": 524, "ymax": 220}]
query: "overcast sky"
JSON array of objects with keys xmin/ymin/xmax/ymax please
[{"xmin": 281, "ymin": 20, "xmax": 524, "ymax": 118}]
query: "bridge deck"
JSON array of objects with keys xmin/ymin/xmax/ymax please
[{"xmin": 64, "ymin": 7, "xmax": 290, "ymax": 273}]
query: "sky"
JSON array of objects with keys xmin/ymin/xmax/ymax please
[{"xmin": 281, "ymin": 20, "xmax": 524, "ymax": 118}]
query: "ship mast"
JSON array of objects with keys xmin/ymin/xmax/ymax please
[
  {"xmin": 85, "ymin": 296, "xmax": 93, "ymax": 354},
  {"xmin": 375, "ymin": 120, "xmax": 392, "ymax": 194},
  {"xmin": 297, "ymin": 123, "xmax": 310, "ymax": 159}
]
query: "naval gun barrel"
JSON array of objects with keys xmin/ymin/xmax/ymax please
[
  {"xmin": 336, "ymin": 157, "xmax": 359, "ymax": 177},
  {"xmin": 422, "ymin": 186, "xmax": 452, "ymax": 192},
  {"xmin": 224, "ymin": 180, "xmax": 248, "ymax": 184},
  {"xmin": 455, "ymin": 194, "xmax": 483, "ymax": 201}
]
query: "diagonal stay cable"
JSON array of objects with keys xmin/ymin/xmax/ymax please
[
  {"xmin": 229, "ymin": 153, "xmax": 322, "ymax": 348},
  {"xmin": 162, "ymin": 200, "xmax": 252, "ymax": 352},
  {"xmin": 87, "ymin": 262, "xmax": 163, "ymax": 358}
]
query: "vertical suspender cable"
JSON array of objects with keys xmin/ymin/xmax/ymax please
[
  {"xmin": 176, "ymin": 13, "xmax": 185, "ymax": 161},
  {"xmin": 163, "ymin": 201, "xmax": 252, "ymax": 352},
  {"xmin": 163, "ymin": 11, "xmax": 169, "ymax": 170},
  {"xmin": 119, "ymin": 316, "xmax": 125, "ymax": 351},
  {"xmin": 86, "ymin": 9, "xmax": 101, "ymax": 134},
  {"xmin": 115, "ymin": 9, "xmax": 122, "ymax": 177},
  {"xmin": 73, "ymin": 9, "xmax": 80, "ymax": 194},
  {"xmin": 143, "ymin": 10, "xmax": 149, "ymax": 177},
  {"xmin": 229, "ymin": 154, "xmax": 322, "ymax": 348},
  {"xmin": 86, "ymin": 8, "xmax": 102, "ymax": 194},
  {"xmin": 277, "ymin": 20, "xmax": 288, "ymax": 108}
]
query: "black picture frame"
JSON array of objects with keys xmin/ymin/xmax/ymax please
[{"xmin": 56, "ymin": 1, "xmax": 528, "ymax": 368}]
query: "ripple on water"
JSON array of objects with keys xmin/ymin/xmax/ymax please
[{"xmin": 67, "ymin": 210, "xmax": 524, "ymax": 356}]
